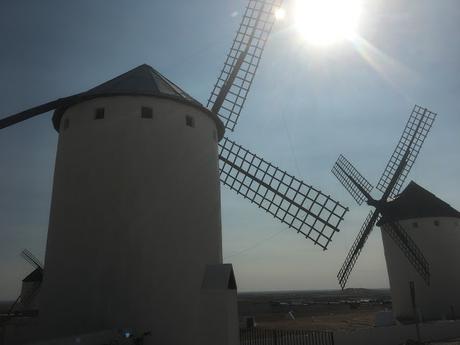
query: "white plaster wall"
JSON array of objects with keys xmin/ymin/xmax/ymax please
[
  {"xmin": 19, "ymin": 281, "xmax": 40, "ymax": 310},
  {"xmin": 199, "ymin": 290, "xmax": 239, "ymax": 345},
  {"xmin": 380, "ymin": 217, "xmax": 460, "ymax": 321},
  {"xmin": 38, "ymin": 96, "xmax": 223, "ymax": 345}
]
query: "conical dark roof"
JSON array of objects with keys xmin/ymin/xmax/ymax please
[
  {"xmin": 378, "ymin": 181, "xmax": 460, "ymax": 225},
  {"xmin": 84, "ymin": 64, "xmax": 200, "ymax": 104},
  {"xmin": 52, "ymin": 64, "xmax": 224, "ymax": 137},
  {"xmin": 23, "ymin": 268, "xmax": 43, "ymax": 282}
]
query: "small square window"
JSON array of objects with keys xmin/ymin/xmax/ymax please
[
  {"xmin": 63, "ymin": 118, "xmax": 70, "ymax": 130},
  {"xmin": 95, "ymin": 108, "xmax": 105, "ymax": 119},
  {"xmin": 141, "ymin": 106, "xmax": 153, "ymax": 119},
  {"xmin": 434, "ymin": 220, "xmax": 440, "ymax": 226},
  {"xmin": 186, "ymin": 115, "xmax": 195, "ymax": 128},
  {"xmin": 412, "ymin": 222, "xmax": 418, "ymax": 228}
]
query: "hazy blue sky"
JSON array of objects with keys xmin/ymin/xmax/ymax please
[{"xmin": 1, "ymin": 0, "xmax": 459, "ymax": 300}]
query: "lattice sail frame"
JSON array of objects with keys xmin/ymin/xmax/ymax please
[
  {"xmin": 207, "ymin": 0, "xmax": 283, "ymax": 131},
  {"xmin": 332, "ymin": 154, "xmax": 373, "ymax": 205},
  {"xmin": 219, "ymin": 138, "xmax": 348, "ymax": 249},
  {"xmin": 337, "ymin": 209, "xmax": 380, "ymax": 289},
  {"xmin": 21, "ymin": 249, "xmax": 44, "ymax": 270},
  {"xmin": 377, "ymin": 105, "xmax": 437, "ymax": 198},
  {"xmin": 384, "ymin": 222, "xmax": 430, "ymax": 284}
]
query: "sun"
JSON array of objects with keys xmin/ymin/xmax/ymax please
[
  {"xmin": 294, "ymin": 0, "xmax": 362, "ymax": 46},
  {"xmin": 274, "ymin": 7, "xmax": 286, "ymax": 21}
]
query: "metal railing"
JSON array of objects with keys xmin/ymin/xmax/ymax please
[{"xmin": 240, "ymin": 328, "xmax": 334, "ymax": 345}]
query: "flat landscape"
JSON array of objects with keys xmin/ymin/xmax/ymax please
[
  {"xmin": 2, "ymin": 289, "xmax": 392, "ymax": 332},
  {"xmin": 238, "ymin": 288, "xmax": 392, "ymax": 331}
]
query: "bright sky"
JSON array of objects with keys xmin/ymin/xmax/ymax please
[{"xmin": 1, "ymin": 0, "xmax": 459, "ymax": 300}]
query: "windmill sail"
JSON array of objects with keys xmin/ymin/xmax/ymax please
[
  {"xmin": 376, "ymin": 105, "xmax": 437, "ymax": 198},
  {"xmin": 384, "ymin": 222, "xmax": 430, "ymax": 284},
  {"xmin": 0, "ymin": 95, "xmax": 80, "ymax": 130},
  {"xmin": 21, "ymin": 249, "xmax": 44, "ymax": 270},
  {"xmin": 332, "ymin": 154, "xmax": 373, "ymax": 205},
  {"xmin": 337, "ymin": 209, "xmax": 380, "ymax": 289},
  {"xmin": 219, "ymin": 137, "xmax": 348, "ymax": 249},
  {"xmin": 208, "ymin": 0, "xmax": 282, "ymax": 131},
  {"xmin": 334, "ymin": 105, "xmax": 437, "ymax": 289}
]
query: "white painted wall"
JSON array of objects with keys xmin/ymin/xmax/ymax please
[
  {"xmin": 36, "ymin": 95, "xmax": 234, "ymax": 345},
  {"xmin": 19, "ymin": 281, "xmax": 41, "ymax": 310},
  {"xmin": 380, "ymin": 217, "xmax": 460, "ymax": 321},
  {"xmin": 200, "ymin": 290, "xmax": 239, "ymax": 345}
]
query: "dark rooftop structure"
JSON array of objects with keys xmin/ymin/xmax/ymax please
[
  {"xmin": 84, "ymin": 64, "xmax": 200, "ymax": 104},
  {"xmin": 378, "ymin": 181, "xmax": 460, "ymax": 225},
  {"xmin": 23, "ymin": 268, "xmax": 43, "ymax": 283},
  {"xmin": 52, "ymin": 64, "xmax": 225, "ymax": 137}
]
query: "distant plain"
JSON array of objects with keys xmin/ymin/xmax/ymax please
[
  {"xmin": 1, "ymin": 289, "xmax": 391, "ymax": 331},
  {"xmin": 238, "ymin": 288, "xmax": 391, "ymax": 331}
]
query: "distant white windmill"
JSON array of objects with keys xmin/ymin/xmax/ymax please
[
  {"xmin": 331, "ymin": 105, "xmax": 460, "ymax": 322},
  {"xmin": 332, "ymin": 105, "xmax": 437, "ymax": 290},
  {"xmin": 0, "ymin": 1, "xmax": 348, "ymax": 344},
  {"xmin": 4, "ymin": 250, "xmax": 43, "ymax": 317},
  {"xmin": 377, "ymin": 181, "xmax": 460, "ymax": 322}
]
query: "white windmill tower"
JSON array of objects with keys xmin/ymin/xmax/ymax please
[
  {"xmin": 378, "ymin": 181, "xmax": 460, "ymax": 322},
  {"xmin": 0, "ymin": 1, "xmax": 348, "ymax": 344},
  {"xmin": 331, "ymin": 105, "xmax": 460, "ymax": 322}
]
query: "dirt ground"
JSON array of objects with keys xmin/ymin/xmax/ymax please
[
  {"xmin": 255, "ymin": 306, "xmax": 386, "ymax": 331},
  {"xmin": 238, "ymin": 288, "xmax": 392, "ymax": 331}
]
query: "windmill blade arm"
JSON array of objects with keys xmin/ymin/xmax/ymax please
[
  {"xmin": 219, "ymin": 137, "xmax": 348, "ymax": 250},
  {"xmin": 337, "ymin": 209, "xmax": 380, "ymax": 289},
  {"xmin": 376, "ymin": 105, "xmax": 437, "ymax": 198},
  {"xmin": 21, "ymin": 249, "xmax": 44, "ymax": 270},
  {"xmin": 210, "ymin": 43, "xmax": 250, "ymax": 115},
  {"xmin": 384, "ymin": 222, "xmax": 430, "ymax": 285},
  {"xmin": 332, "ymin": 154, "xmax": 373, "ymax": 205},
  {"xmin": 208, "ymin": 0, "xmax": 282, "ymax": 131},
  {"xmin": 380, "ymin": 148, "xmax": 409, "ymax": 201},
  {"xmin": 0, "ymin": 95, "xmax": 79, "ymax": 130}
]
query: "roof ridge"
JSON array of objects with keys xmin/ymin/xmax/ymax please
[
  {"xmin": 143, "ymin": 64, "xmax": 161, "ymax": 93},
  {"xmin": 152, "ymin": 67, "xmax": 196, "ymax": 100},
  {"xmin": 85, "ymin": 64, "xmax": 146, "ymax": 93}
]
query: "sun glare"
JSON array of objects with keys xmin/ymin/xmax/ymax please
[
  {"xmin": 274, "ymin": 7, "xmax": 286, "ymax": 21},
  {"xmin": 294, "ymin": 0, "xmax": 362, "ymax": 46}
]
